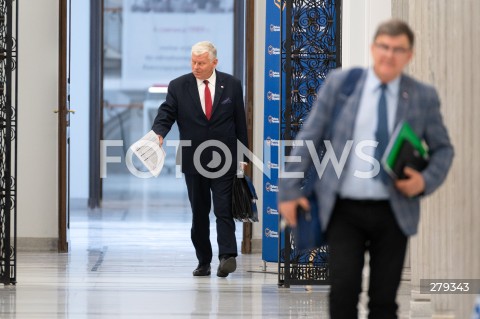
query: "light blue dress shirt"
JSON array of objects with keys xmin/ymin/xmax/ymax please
[{"xmin": 338, "ymin": 68, "xmax": 400, "ymax": 200}]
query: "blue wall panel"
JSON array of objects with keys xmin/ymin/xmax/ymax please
[{"xmin": 262, "ymin": 0, "xmax": 283, "ymax": 262}]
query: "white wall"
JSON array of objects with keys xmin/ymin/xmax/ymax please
[
  {"xmin": 17, "ymin": 0, "xmax": 59, "ymax": 249},
  {"xmin": 342, "ymin": 0, "xmax": 391, "ymax": 68},
  {"xmin": 70, "ymin": 0, "xmax": 90, "ymax": 202},
  {"xmin": 251, "ymin": 0, "xmax": 266, "ymax": 251}
]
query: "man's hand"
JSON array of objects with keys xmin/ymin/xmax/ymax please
[
  {"xmin": 278, "ymin": 197, "xmax": 309, "ymax": 227},
  {"xmin": 157, "ymin": 135, "xmax": 164, "ymax": 146},
  {"xmin": 395, "ymin": 167, "xmax": 425, "ymax": 197},
  {"xmin": 239, "ymin": 162, "xmax": 248, "ymax": 171}
]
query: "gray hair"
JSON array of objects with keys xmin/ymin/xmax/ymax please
[{"xmin": 191, "ymin": 41, "xmax": 217, "ymax": 61}]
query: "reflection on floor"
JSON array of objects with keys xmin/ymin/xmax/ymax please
[{"xmin": 1, "ymin": 175, "xmax": 411, "ymax": 318}]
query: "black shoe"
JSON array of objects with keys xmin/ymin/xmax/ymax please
[
  {"xmin": 193, "ymin": 264, "xmax": 211, "ymax": 276},
  {"xmin": 217, "ymin": 257, "xmax": 236, "ymax": 277}
]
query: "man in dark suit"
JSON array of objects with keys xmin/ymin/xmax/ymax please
[
  {"xmin": 152, "ymin": 41, "xmax": 248, "ymax": 277},
  {"xmin": 279, "ymin": 19, "xmax": 454, "ymax": 318}
]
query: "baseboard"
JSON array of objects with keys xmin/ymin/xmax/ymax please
[
  {"xmin": 17, "ymin": 237, "xmax": 58, "ymax": 252},
  {"xmin": 251, "ymin": 238, "xmax": 262, "ymax": 253}
]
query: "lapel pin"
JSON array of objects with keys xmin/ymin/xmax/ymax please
[
  {"xmin": 402, "ymin": 91, "xmax": 409, "ymax": 99},
  {"xmin": 221, "ymin": 85, "xmax": 224, "ymax": 89}
]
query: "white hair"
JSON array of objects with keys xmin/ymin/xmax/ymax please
[{"xmin": 191, "ymin": 41, "xmax": 217, "ymax": 61}]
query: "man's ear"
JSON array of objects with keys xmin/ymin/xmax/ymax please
[{"xmin": 406, "ymin": 48, "xmax": 414, "ymax": 64}]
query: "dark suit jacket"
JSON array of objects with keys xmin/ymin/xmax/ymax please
[{"xmin": 152, "ymin": 70, "xmax": 248, "ymax": 175}]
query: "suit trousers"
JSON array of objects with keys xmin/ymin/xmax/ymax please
[
  {"xmin": 326, "ymin": 198, "xmax": 408, "ymax": 319},
  {"xmin": 184, "ymin": 173, "xmax": 237, "ymax": 266}
]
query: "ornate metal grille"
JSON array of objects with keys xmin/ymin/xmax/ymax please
[
  {"xmin": 279, "ymin": 0, "xmax": 341, "ymax": 287},
  {"xmin": 0, "ymin": 0, "xmax": 17, "ymax": 285}
]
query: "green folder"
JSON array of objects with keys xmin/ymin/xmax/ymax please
[{"xmin": 382, "ymin": 121, "xmax": 429, "ymax": 179}]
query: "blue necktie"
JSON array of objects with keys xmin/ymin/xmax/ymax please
[{"xmin": 374, "ymin": 83, "xmax": 389, "ymax": 182}]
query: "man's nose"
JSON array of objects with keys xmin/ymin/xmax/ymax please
[{"xmin": 384, "ymin": 48, "xmax": 395, "ymax": 58}]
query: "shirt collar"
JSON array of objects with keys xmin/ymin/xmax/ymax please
[
  {"xmin": 366, "ymin": 67, "xmax": 401, "ymax": 96},
  {"xmin": 196, "ymin": 70, "xmax": 216, "ymax": 87}
]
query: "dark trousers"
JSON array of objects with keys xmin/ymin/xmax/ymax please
[
  {"xmin": 326, "ymin": 198, "xmax": 408, "ymax": 319},
  {"xmin": 184, "ymin": 173, "xmax": 237, "ymax": 266}
]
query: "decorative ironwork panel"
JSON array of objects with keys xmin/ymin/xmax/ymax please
[
  {"xmin": 281, "ymin": 0, "xmax": 340, "ymax": 141},
  {"xmin": 279, "ymin": 0, "xmax": 340, "ymax": 287},
  {"xmin": 279, "ymin": 246, "xmax": 329, "ymax": 285},
  {"xmin": 0, "ymin": 0, "xmax": 17, "ymax": 285}
]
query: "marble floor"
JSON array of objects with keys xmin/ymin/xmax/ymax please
[{"xmin": 1, "ymin": 175, "xmax": 412, "ymax": 318}]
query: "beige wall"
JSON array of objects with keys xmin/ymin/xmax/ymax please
[
  {"xmin": 393, "ymin": 1, "xmax": 480, "ymax": 318},
  {"xmin": 17, "ymin": 0, "xmax": 59, "ymax": 250}
]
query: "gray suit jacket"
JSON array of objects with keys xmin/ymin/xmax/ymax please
[{"xmin": 278, "ymin": 68, "xmax": 454, "ymax": 236}]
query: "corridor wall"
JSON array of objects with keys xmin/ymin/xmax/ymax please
[
  {"xmin": 17, "ymin": 0, "xmax": 59, "ymax": 250},
  {"xmin": 393, "ymin": 1, "xmax": 480, "ymax": 317}
]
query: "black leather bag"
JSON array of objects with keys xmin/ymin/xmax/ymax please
[{"xmin": 232, "ymin": 175, "xmax": 258, "ymax": 222}]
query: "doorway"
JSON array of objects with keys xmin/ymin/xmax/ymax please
[{"xmin": 65, "ymin": 0, "xmax": 249, "ymax": 252}]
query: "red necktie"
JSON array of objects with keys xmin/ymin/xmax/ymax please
[{"xmin": 204, "ymin": 80, "xmax": 212, "ymax": 120}]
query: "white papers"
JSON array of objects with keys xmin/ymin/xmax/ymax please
[{"xmin": 130, "ymin": 130, "xmax": 166, "ymax": 177}]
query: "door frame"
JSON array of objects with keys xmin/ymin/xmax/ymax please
[
  {"xmin": 241, "ymin": 0, "xmax": 255, "ymax": 254},
  {"xmin": 58, "ymin": 0, "xmax": 69, "ymax": 252},
  {"xmin": 88, "ymin": 0, "xmax": 103, "ymax": 209},
  {"xmin": 58, "ymin": 1, "xmax": 250, "ymax": 252}
]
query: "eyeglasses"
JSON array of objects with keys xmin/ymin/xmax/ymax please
[{"xmin": 374, "ymin": 43, "xmax": 411, "ymax": 56}]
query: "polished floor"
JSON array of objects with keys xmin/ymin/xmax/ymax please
[{"xmin": 1, "ymin": 175, "xmax": 412, "ymax": 318}]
